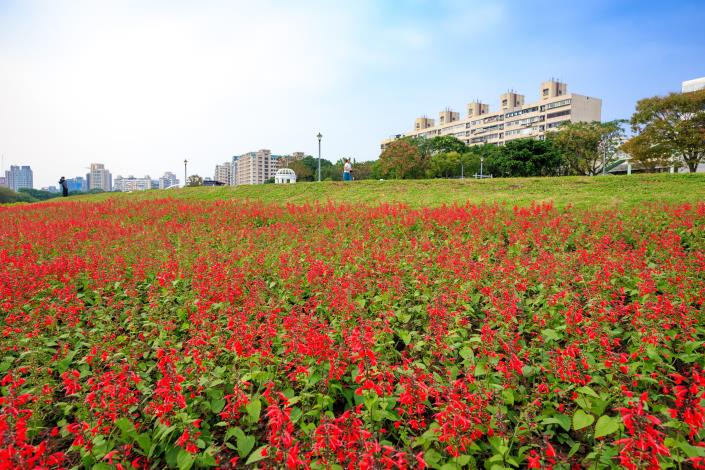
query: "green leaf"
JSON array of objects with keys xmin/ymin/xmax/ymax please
[
  {"xmin": 246, "ymin": 399, "xmax": 261, "ymax": 422},
  {"xmin": 135, "ymin": 433, "xmax": 152, "ymax": 454},
  {"xmin": 210, "ymin": 398, "xmax": 226, "ymax": 414},
  {"xmin": 245, "ymin": 445, "xmax": 268, "ymax": 465},
  {"xmin": 573, "ymin": 409, "xmax": 595, "ymax": 431},
  {"xmin": 237, "ymin": 433, "xmax": 256, "ymax": 458},
  {"xmin": 502, "ymin": 389, "xmax": 514, "ymax": 406},
  {"xmin": 542, "ymin": 329, "xmax": 560, "ymax": 342},
  {"xmin": 542, "ymin": 414, "xmax": 571, "ymax": 432},
  {"xmin": 177, "ymin": 449, "xmax": 195, "ymax": 470},
  {"xmin": 115, "ymin": 418, "xmax": 136, "ymax": 436},
  {"xmin": 594, "ymin": 415, "xmax": 619, "ymax": 438},
  {"xmin": 576, "ymin": 386, "xmax": 599, "ymax": 398}
]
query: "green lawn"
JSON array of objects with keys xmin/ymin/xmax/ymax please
[{"xmin": 70, "ymin": 173, "xmax": 705, "ymax": 208}]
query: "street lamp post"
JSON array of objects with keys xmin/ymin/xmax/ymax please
[
  {"xmin": 184, "ymin": 159, "xmax": 188, "ymax": 187},
  {"xmin": 316, "ymin": 133, "xmax": 322, "ymax": 182},
  {"xmin": 480, "ymin": 157, "xmax": 484, "ymax": 178}
]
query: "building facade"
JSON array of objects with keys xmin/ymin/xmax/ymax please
[
  {"xmin": 5, "ymin": 165, "xmax": 33, "ymax": 191},
  {"xmin": 66, "ymin": 176, "xmax": 87, "ymax": 192},
  {"xmin": 4, "ymin": 165, "xmax": 33, "ymax": 191},
  {"xmin": 229, "ymin": 156, "xmax": 239, "ymax": 185},
  {"xmin": 158, "ymin": 172, "xmax": 179, "ymax": 189},
  {"xmin": 214, "ymin": 162, "xmax": 231, "ymax": 185},
  {"xmin": 86, "ymin": 163, "xmax": 112, "ymax": 191},
  {"xmin": 682, "ymin": 77, "xmax": 705, "ymax": 93},
  {"xmin": 113, "ymin": 175, "xmax": 152, "ymax": 192},
  {"xmin": 382, "ymin": 80, "xmax": 601, "ymax": 149},
  {"xmin": 234, "ymin": 149, "xmax": 279, "ymax": 185}
]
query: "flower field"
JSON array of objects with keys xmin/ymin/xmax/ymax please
[{"xmin": 2, "ymin": 196, "xmax": 705, "ymax": 469}]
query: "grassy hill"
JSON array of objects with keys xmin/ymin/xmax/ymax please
[{"xmin": 68, "ymin": 173, "xmax": 705, "ymax": 208}]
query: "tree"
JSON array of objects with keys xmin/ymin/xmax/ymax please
[
  {"xmin": 485, "ymin": 139, "xmax": 565, "ymax": 177},
  {"xmin": 18, "ymin": 188, "xmax": 61, "ymax": 201},
  {"xmin": 350, "ymin": 160, "xmax": 376, "ymax": 180},
  {"xmin": 186, "ymin": 175, "xmax": 203, "ymax": 187},
  {"xmin": 427, "ymin": 151, "xmax": 462, "ymax": 178},
  {"xmin": 378, "ymin": 138, "xmax": 428, "ymax": 179},
  {"xmin": 548, "ymin": 120, "xmax": 626, "ymax": 175},
  {"xmin": 620, "ymin": 134, "xmax": 671, "ymax": 172},
  {"xmin": 287, "ymin": 160, "xmax": 314, "ymax": 182},
  {"xmin": 0, "ymin": 187, "xmax": 36, "ymax": 204},
  {"xmin": 427, "ymin": 135, "xmax": 467, "ymax": 155},
  {"xmin": 629, "ymin": 89, "xmax": 705, "ymax": 172}
]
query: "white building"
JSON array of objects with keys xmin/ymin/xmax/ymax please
[
  {"xmin": 113, "ymin": 175, "xmax": 152, "ymax": 192},
  {"xmin": 87, "ymin": 163, "xmax": 112, "ymax": 191},
  {"xmin": 158, "ymin": 172, "xmax": 179, "ymax": 189},
  {"xmin": 682, "ymin": 77, "xmax": 705, "ymax": 93},
  {"xmin": 274, "ymin": 168, "xmax": 297, "ymax": 184}
]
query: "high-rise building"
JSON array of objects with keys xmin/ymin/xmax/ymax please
[
  {"xmin": 214, "ymin": 162, "xmax": 231, "ymax": 185},
  {"xmin": 66, "ymin": 176, "xmax": 87, "ymax": 192},
  {"xmin": 234, "ymin": 149, "xmax": 279, "ymax": 185},
  {"xmin": 229, "ymin": 156, "xmax": 239, "ymax": 186},
  {"xmin": 682, "ymin": 77, "xmax": 705, "ymax": 93},
  {"xmin": 86, "ymin": 163, "xmax": 112, "ymax": 191},
  {"xmin": 5, "ymin": 165, "xmax": 33, "ymax": 191},
  {"xmin": 0, "ymin": 176, "xmax": 6, "ymax": 187},
  {"xmin": 381, "ymin": 80, "xmax": 601, "ymax": 149},
  {"xmin": 113, "ymin": 175, "xmax": 152, "ymax": 192},
  {"xmin": 158, "ymin": 172, "xmax": 179, "ymax": 189}
]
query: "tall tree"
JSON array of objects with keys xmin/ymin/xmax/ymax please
[
  {"xmin": 186, "ymin": 175, "xmax": 203, "ymax": 187},
  {"xmin": 548, "ymin": 120, "xmax": 626, "ymax": 175},
  {"xmin": 487, "ymin": 139, "xmax": 565, "ymax": 177},
  {"xmin": 378, "ymin": 138, "xmax": 427, "ymax": 179},
  {"xmin": 629, "ymin": 89, "xmax": 705, "ymax": 172},
  {"xmin": 427, "ymin": 135, "xmax": 467, "ymax": 155},
  {"xmin": 620, "ymin": 133, "xmax": 672, "ymax": 172}
]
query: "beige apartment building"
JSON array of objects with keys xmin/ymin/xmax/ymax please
[
  {"xmin": 234, "ymin": 149, "xmax": 279, "ymax": 185},
  {"xmin": 382, "ymin": 80, "xmax": 601, "ymax": 149},
  {"xmin": 214, "ymin": 162, "xmax": 231, "ymax": 185}
]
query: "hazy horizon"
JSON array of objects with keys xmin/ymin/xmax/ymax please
[{"xmin": 1, "ymin": 0, "xmax": 704, "ymax": 188}]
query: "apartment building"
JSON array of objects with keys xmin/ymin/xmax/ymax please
[
  {"xmin": 382, "ymin": 80, "xmax": 601, "ymax": 149},
  {"xmin": 158, "ymin": 172, "xmax": 179, "ymax": 189},
  {"xmin": 113, "ymin": 175, "xmax": 152, "ymax": 192},
  {"xmin": 86, "ymin": 163, "xmax": 112, "ymax": 191},
  {"xmin": 234, "ymin": 149, "xmax": 279, "ymax": 185},
  {"xmin": 4, "ymin": 165, "xmax": 33, "ymax": 191},
  {"xmin": 214, "ymin": 162, "xmax": 231, "ymax": 185}
]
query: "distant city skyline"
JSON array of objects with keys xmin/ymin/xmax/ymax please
[{"xmin": 1, "ymin": 0, "xmax": 704, "ymax": 188}]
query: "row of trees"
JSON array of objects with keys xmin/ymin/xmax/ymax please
[{"xmin": 378, "ymin": 122, "xmax": 627, "ymax": 180}]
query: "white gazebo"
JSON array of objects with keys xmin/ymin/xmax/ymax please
[{"xmin": 274, "ymin": 168, "xmax": 297, "ymax": 184}]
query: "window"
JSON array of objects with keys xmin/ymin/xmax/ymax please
[{"xmin": 543, "ymin": 88, "xmax": 549, "ymax": 96}]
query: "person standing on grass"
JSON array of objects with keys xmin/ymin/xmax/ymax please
[
  {"xmin": 59, "ymin": 176, "xmax": 68, "ymax": 197},
  {"xmin": 343, "ymin": 158, "xmax": 352, "ymax": 181}
]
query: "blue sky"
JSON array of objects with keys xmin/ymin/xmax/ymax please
[{"xmin": 1, "ymin": 0, "xmax": 703, "ymax": 188}]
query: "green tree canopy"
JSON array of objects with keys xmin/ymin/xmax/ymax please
[
  {"xmin": 620, "ymin": 134, "xmax": 672, "ymax": 172},
  {"xmin": 485, "ymin": 139, "xmax": 566, "ymax": 177},
  {"xmin": 186, "ymin": 175, "xmax": 203, "ymax": 187},
  {"xmin": 629, "ymin": 89, "xmax": 705, "ymax": 172},
  {"xmin": 548, "ymin": 120, "xmax": 626, "ymax": 175}
]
